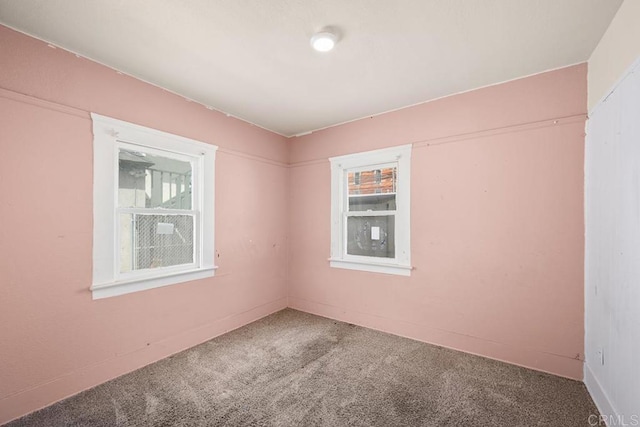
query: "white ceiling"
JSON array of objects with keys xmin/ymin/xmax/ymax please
[{"xmin": 0, "ymin": 0, "xmax": 623, "ymax": 137}]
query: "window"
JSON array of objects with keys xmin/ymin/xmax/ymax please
[
  {"xmin": 91, "ymin": 113, "xmax": 217, "ymax": 299},
  {"xmin": 329, "ymin": 144, "xmax": 412, "ymax": 276}
]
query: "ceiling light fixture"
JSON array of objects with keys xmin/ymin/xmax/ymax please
[{"xmin": 310, "ymin": 31, "xmax": 337, "ymax": 52}]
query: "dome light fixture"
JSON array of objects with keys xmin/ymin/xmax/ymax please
[{"xmin": 310, "ymin": 31, "xmax": 337, "ymax": 52}]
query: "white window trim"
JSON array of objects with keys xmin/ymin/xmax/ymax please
[
  {"xmin": 329, "ymin": 144, "xmax": 412, "ymax": 276},
  {"xmin": 90, "ymin": 113, "xmax": 218, "ymax": 299}
]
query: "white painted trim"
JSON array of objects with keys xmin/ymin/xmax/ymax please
[
  {"xmin": 328, "ymin": 144, "xmax": 412, "ymax": 168},
  {"xmin": 584, "ymin": 364, "xmax": 617, "ymax": 424},
  {"xmin": 91, "ymin": 113, "xmax": 218, "ymax": 299},
  {"xmin": 91, "ymin": 267, "xmax": 217, "ymax": 299},
  {"xmin": 329, "ymin": 259, "xmax": 412, "ymax": 276},
  {"xmin": 329, "ymin": 144, "xmax": 412, "ymax": 276}
]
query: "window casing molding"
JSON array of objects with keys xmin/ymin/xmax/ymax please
[
  {"xmin": 329, "ymin": 144, "xmax": 412, "ymax": 276},
  {"xmin": 91, "ymin": 113, "xmax": 217, "ymax": 299}
]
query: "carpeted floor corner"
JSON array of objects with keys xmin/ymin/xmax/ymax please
[{"xmin": 6, "ymin": 309, "xmax": 598, "ymax": 426}]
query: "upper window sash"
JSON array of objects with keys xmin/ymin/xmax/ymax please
[{"xmin": 116, "ymin": 142, "xmax": 200, "ymax": 212}]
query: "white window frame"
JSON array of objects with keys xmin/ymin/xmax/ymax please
[
  {"xmin": 329, "ymin": 144, "xmax": 412, "ymax": 276},
  {"xmin": 90, "ymin": 113, "xmax": 217, "ymax": 299}
]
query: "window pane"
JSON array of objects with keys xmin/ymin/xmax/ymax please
[
  {"xmin": 347, "ymin": 167, "xmax": 396, "ymax": 211},
  {"xmin": 119, "ymin": 149, "xmax": 192, "ymax": 209},
  {"xmin": 120, "ymin": 213, "xmax": 194, "ymax": 273},
  {"xmin": 346, "ymin": 215, "xmax": 395, "ymax": 258},
  {"xmin": 348, "ymin": 167, "xmax": 396, "ymax": 196},
  {"xmin": 349, "ymin": 194, "xmax": 396, "ymax": 211}
]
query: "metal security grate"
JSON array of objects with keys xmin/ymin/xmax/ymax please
[{"xmin": 133, "ymin": 214, "xmax": 194, "ymax": 270}]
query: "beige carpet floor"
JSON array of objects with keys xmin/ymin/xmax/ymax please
[{"xmin": 7, "ymin": 309, "xmax": 598, "ymax": 426}]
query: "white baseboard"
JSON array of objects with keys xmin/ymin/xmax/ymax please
[{"xmin": 584, "ymin": 363, "xmax": 617, "ymax": 423}]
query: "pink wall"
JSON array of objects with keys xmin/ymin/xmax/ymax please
[
  {"xmin": 0, "ymin": 26, "xmax": 289, "ymax": 424},
  {"xmin": 0, "ymin": 23, "xmax": 588, "ymax": 423},
  {"xmin": 289, "ymin": 64, "xmax": 587, "ymax": 380}
]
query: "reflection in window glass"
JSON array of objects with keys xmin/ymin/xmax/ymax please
[
  {"xmin": 348, "ymin": 194, "xmax": 396, "ymax": 211},
  {"xmin": 118, "ymin": 150, "xmax": 192, "ymax": 209}
]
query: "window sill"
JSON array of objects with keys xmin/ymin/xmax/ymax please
[
  {"xmin": 328, "ymin": 258, "xmax": 412, "ymax": 276},
  {"xmin": 91, "ymin": 267, "xmax": 217, "ymax": 300}
]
